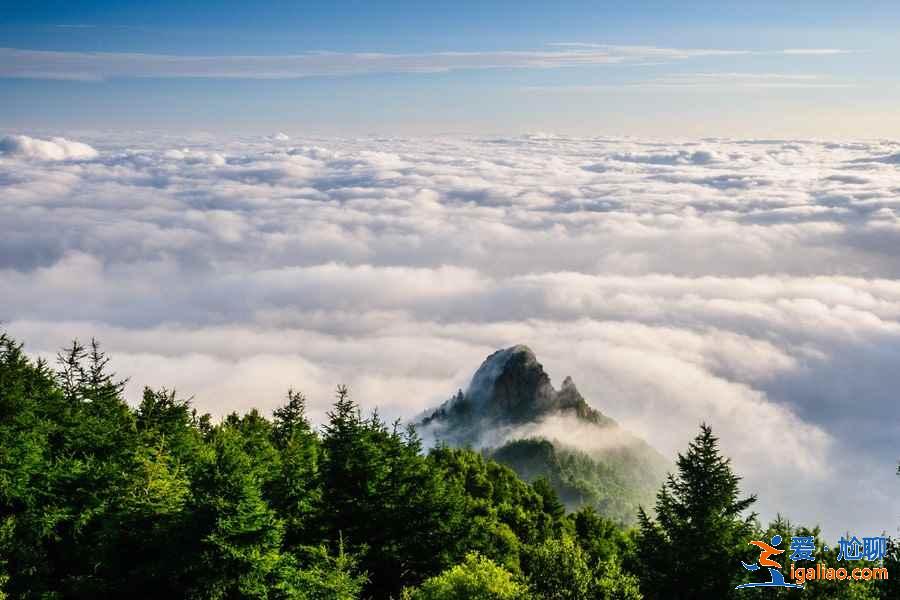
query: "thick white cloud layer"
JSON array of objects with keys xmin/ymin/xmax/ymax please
[
  {"xmin": 1, "ymin": 131, "xmax": 898, "ymax": 538},
  {"xmin": 0, "ymin": 134, "xmax": 98, "ymax": 160}
]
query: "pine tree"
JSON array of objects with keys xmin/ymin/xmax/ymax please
[
  {"xmin": 84, "ymin": 338, "xmax": 126, "ymax": 404},
  {"xmin": 273, "ymin": 388, "xmax": 312, "ymax": 448},
  {"xmin": 0, "ymin": 334, "xmax": 61, "ymax": 598},
  {"xmin": 185, "ymin": 425, "xmax": 286, "ymax": 599},
  {"xmin": 136, "ymin": 387, "xmax": 205, "ymax": 460},
  {"xmin": 320, "ymin": 386, "xmax": 467, "ymax": 597},
  {"xmin": 56, "ymin": 339, "xmax": 87, "ymax": 403},
  {"xmin": 271, "ymin": 388, "xmax": 321, "ymax": 549},
  {"xmin": 0, "ymin": 336, "xmax": 138, "ymax": 596},
  {"xmin": 533, "ymin": 477, "xmax": 565, "ymax": 522},
  {"xmin": 571, "ymin": 505, "xmax": 627, "ymax": 566},
  {"xmin": 99, "ymin": 441, "xmax": 192, "ymax": 596},
  {"xmin": 637, "ymin": 423, "xmax": 756, "ymax": 599}
]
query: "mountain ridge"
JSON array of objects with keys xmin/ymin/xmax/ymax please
[{"xmin": 418, "ymin": 344, "xmax": 669, "ymax": 523}]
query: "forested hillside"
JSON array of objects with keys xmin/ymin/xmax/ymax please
[
  {"xmin": 0, "ymin": 333, "xmax": 896, "ymax": 599},
  {"xmin": 488, "ymin": 438, "xmax": 659, "ymax": 524}
]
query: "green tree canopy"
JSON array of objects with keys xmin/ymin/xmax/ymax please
[
  {"xmin": 401, "ymin": 553, "xmax": 529, "ymax": 600},
  {"xmin": 4, "ymin": 332, "xmax": 889, "ymax": 600},
  {"xmin": 636, "ymin": 423, "xmax": 756, "ymax": 599}
]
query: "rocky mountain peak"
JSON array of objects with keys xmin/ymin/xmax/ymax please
[
  {"xmin": 417, "ymin": 345, "xmax": 669, "ymax": 523},
  {"xmin": 420, "ymin": 345, "xmax": 612, "ymax": 437}
]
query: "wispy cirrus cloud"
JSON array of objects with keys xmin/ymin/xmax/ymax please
[
  {"xmin": 781, "ymin": 48, "xmax": 855, "ymax": 55},
  {"xmin": 525, "ymin": 72, "xmax": 856, "ymax": 93},
  {"xmin": 545, "ymin": 43, "xmax": 755, "ymax": 59},
  {"xmin": 0, "ymin": 43, "xmax": 854, "ymax": 81},
  {"xmin": 549, "ymin": 43, "xmax": 854, "ymax": 56},
  {"xmin": 639, "ymin": 72, "xmax": 857, "ymax": 89}
]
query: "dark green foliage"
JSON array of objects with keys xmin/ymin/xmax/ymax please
[
  {"xmin": 0, "ymin": 332, "xmax": 893, "ymax": 600},
  {"xmin": 0, "ymin": 332, "xmax": 573, "ymax": 599},
  {"xmin": 636, "ymin": 423, "xmax": 757, "ymax": 600},
  {"xmin": 0, "ymin": 336, "xmax": 138, "ymax": 597},
  {"xmin": 270, "ymin": 389, "xmax": 320, "ymax": 549},
  {"xmin": 272, "ymin": 389, "xmax": 311, "ymax": 448},
  {"xmin": 320, "ymin": 387, "xmax": 471, "ymax": 598},
  {"xmin": 877, "ymin": 537, "xmax": 899, "ymax": 599},
  {"xmin": 570, "ymin": 506, "xmax": 632, "ymax": 566},
  {"xmin": 428, "ymin": 445, "xmax": 559, "ymax": 572},
  {"xmin": 532, "ymin": 477, "xmax": 566, "ymax": 521},
  {"xmin": 183, "ymin": 425, "xmax": 284, "ymax": 598}
]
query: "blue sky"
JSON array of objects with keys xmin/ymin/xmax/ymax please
[{"xmin": 2, "ymin": 1, "xmax": 900, "ymax": 135}]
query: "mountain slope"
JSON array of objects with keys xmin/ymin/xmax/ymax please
[{"xmin": 418, "ymin": 345, "xmax": 669, "ymax": 523}]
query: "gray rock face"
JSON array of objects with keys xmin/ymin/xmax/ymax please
[{"xmin": 467, "ymin": 345, "xmax": 555, "ymax": 417}]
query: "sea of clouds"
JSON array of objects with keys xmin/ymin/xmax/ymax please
[{"xmin": 1, "ymin": 131, "xmax": 898, "ymax": 538}]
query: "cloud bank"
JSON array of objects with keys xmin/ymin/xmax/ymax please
[
  {"xmin": 1, "ymin": 132, "xmax": 898, "ymax": 538},
  {"xmin": 0, "ymin": 45, "xmax": 852, "ymax": 80},
  {"xmin": 0, "ymin": 134, "xmax": 98, "ymax": 160}
]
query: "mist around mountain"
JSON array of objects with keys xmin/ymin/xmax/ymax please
[{"xmin": 418, "ymin": 345, "xmax": 669, "ymax": 523}]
